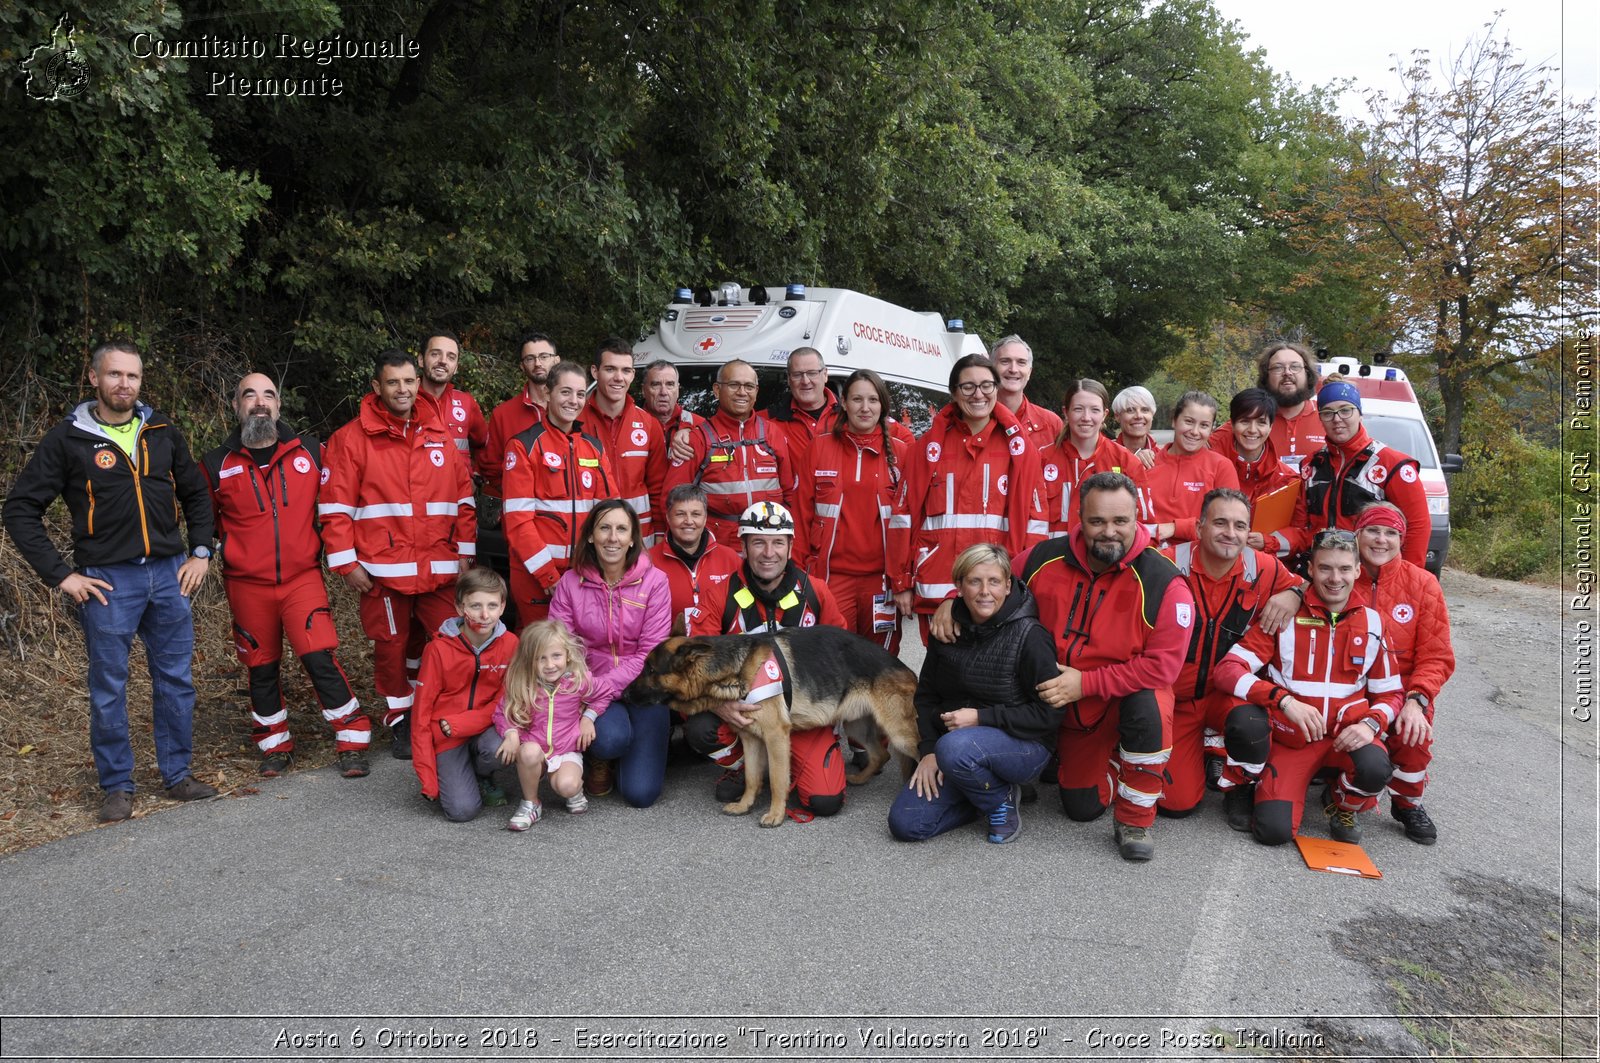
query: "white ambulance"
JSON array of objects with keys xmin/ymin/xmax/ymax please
[{"xmin": 632, "ymin": 283, "xmax": 985, "ymax": 433}]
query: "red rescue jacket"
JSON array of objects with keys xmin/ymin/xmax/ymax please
[
  {"xmin": 1132, "ymin": 444, "xmax": 1240, "ymax": 544},
  {"xmin": 1162, "ymin": 542, "xmax": 1302, "ymax": 702},
  {"xmin": 583, "ymin": 394, "xmax": 667, "ymax": 544},
  {"xmin": 429, "ymin": 383, "xmax": 488, "ymax": 475},
  {"xmin": 662, "ymin": 409, "xmax": 799, "ymax": 553},
  {"xmin": 1039, "ymin": 434, "xmax": 1136, "ymax": 535},
  {"xmin": 1363, "ymin": 557, "xmax": 1454, "ymax": 703},
  {"xmin": 502, "ymin": 418, "xmax": 618, "ymax": 594},
  {"xmin": 482, "ymin": 387, "xmax": 545, "ymax": 494},
  {"xmin": 795, "ymin": 426, "xmax": 911, "ymax": 589},
  {"xmin": 410, "ymin": 618, "xmax": 517, "ymax": 799},
  {"xmin": 1301, "ymin": 426, "xmax": 1430, "ymax": 566},
  {"xmin": 692, "ymin": 562, "xmax": 846, "ymax": 635},
  {"xmin": 202, "ymin": 422, "xmax": 325, "ymax": 586},
  {"xmin": 648, "ymin": 531, "xmax": 743, "ymax": 636},
  {"xmin": 1212, "ymin": 400, "xmax": 1327, "ymax": 472},
  {"xmin": 1227, "ymin": 438, "xmax": 1310, "ymax": 558}
]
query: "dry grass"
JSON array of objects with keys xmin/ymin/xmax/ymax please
[{"xmin": 0, "ymin": 529, "xmax": 378, "ymax": 855}]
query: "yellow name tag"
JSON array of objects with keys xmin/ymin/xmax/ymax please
[
  {"xmin": 1295, "ymin": 617, "xmax": 1326, "ymax": 627},
  {"xmin": 579, "ymin": 458, "xmax": 600, "ymax": 468},
  {"xmin": 710, "ymin": 454, "xmax": 732, "ymax": 463}
]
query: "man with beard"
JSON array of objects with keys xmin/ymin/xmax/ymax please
[
  {"xmin": 418, "ymin": 329, "xmax": 488, "ymax": 477},
  {"xmin": 1210, "ymin": 342, "xmax": 1326, "ymax": 470},
  {"xmin": 484, "ymin": 331, "xmax": 560, "ymax": 496},
  {"xmin": 1156, "ymin": 489, "xmax": 1301, "ymax": 823},
  {"xmin": 320, "ymin": 351, "xmax": 476, "ymax": 758},
  {"xmin": 686, "ymin": 501, "xmax": 848, "ymax": 815},
  {"xmin": 202, "ymin": 373, "xmax": 373, "ymax": 778},
  {"xmin": 4, "ymin": 340, "xmax": 217, "ymax": 822},
  {"xmin": 1016, "ymin": 472, "xmax": 1194, "ymax": 861}
]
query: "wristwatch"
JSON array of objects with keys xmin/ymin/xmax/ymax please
[
  {"xmin": 191, "ymin": 545, "xmax": 212, "ymax": 560},
  {"xmin": 1407, "ymin": 691, "xmax": 1430, "ymax": 709}
]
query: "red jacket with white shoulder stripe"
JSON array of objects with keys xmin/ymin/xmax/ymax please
[
  {"xmin": 582, "ymin": 394, "xmax": 666, "ymax": 545},
  {"xmin": 502, "ymin": 418, "xmax": 618, "ymax": 594},
  {"xmin": 795, "ymin": 426, "xmax": 911, "ymax": 590},
  {"xmin": 319, "ymin": 393, "xmax": 476, "ymax": 594},
  {"xmin": 1211, "ymin": 583, "xmax": 1405, "ymax": 741}
]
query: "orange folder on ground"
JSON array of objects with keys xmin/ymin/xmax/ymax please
[
  {"xmin": 1295, "ymin": 835, "xmax": 1382, "ymax": 879},
  {"xmin": 1251, "ymin": 481, "xmax": 1300, "ymax": 536}
]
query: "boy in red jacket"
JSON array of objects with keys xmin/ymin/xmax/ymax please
[{"xmin": 411, "ymin": 568, "xmax": 519, "ymax": 821}]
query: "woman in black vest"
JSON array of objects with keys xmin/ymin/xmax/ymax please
[{"xmin": 887, "ymin": 543, "xmax": 1063, "ymax": 844}]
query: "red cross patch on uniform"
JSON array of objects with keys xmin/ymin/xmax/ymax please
[
  {"xmin": 293, "ymin": 455, "xmax": 312, "ymax": 475},
  {"xmin": 1043, "ymin": 463, "xmax": 1059, "ymax": 482},
  {"xmin": 1369, "ymin": 464, "xmax": 1388, "ymax": 485},
  {"xmin": 544, "ymin": 451, "xmax": 562, "ymax": 469},
  {"xmin": 926, "ymin": 441, "xmax": 941, "ymax": 462},
  {"xmin": 1393, "ymin": 604, "xmax": 1414, "ymax": 623},
  {"xmin": 631, "ymin": 428, "xmax": 649, "ymax": 447},
  {"xmin": 1399, "ymin": 465, "xmax": 1417, "ymax": 483},
  {"xmin": 429, "ymin": 450, "xmax": 445, "ymax": 467},
  {"xmin": 452, "ymin": 406, "xmax": 466, "ymax": 422},
  {"xmin": 997, "ymin": 474, "xmax": 1009, "ymax": 496},
  {"xmin": 1008, "ymin": 435, "xmax": 1026, "ymax": 456}
]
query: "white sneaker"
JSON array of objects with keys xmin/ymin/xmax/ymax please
[
  {"xmin": 566, "ymin": 792, "xmax": 589, "ymax": 815},
  {"xmin": 507, "ymin": 800, "xmax": 542, "ymax": 831}
]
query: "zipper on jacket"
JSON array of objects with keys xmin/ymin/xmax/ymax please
[
  {"xmin": 125, "ymin": 435, "xmax": 151, "ymax": 556},
  {"xmin": 85, "ymin": 480, "xmax": 95, "ymax": 535}
]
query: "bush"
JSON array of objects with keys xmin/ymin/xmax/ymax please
[{"xmin": 1448, "ymin": 433, "xmax": 1563, "ymax": 582}]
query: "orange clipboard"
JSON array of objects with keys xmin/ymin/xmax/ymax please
[
  {"xmin": 1251, "ymin": 481, "xmax": 1300, "ymax": 535},
  {"xmin": 1295, "ymin": 835, "xmax": 1382, "ymax": 879}
]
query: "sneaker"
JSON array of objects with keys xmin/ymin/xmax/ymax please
[
  {"xmin": 1223, "ymin": 784, "xmax": 1255, "ymax": 832},
  {"xmin": 987, "ymin": 784, "xmax": 1022, "ymax": 844},
  {"xmin": 566, "ymin": 792, "xmax": 589, "ymax": 815},
  {"xmin": 389, "ymin": 715, "xmax": 412, "ymax": 760},
  {"xmin": 507, "ymin": 800, "xmax": 542, "ymax": 831},
  {"xmin": 1204, "ymin": 755, "xmax": 1225, "ymax": 792},
  {"xmin": 479, "ymin": 776, "xmax": 508, "ymax": 808},
  {"xmin": 164, "ymin": 776, "xmax": 218, "ymax": 802},
  {"xmin": 1115, "ymin": 821, "xmax": 1155, "ymax": 861},
  {"xmin": 1323, "ymin": 788, "xmax": 1362, "ymax": 844},
  {"xmin": 337, "ymin": 750, "xmax": 370, "ymax": 779},
  {"xmin": 713, "ymin": 768, "xmax": 746, "ymax": 803},
  {"xmin": 1391, "ymin": 802, "xmax": 1438, "ymax": 845},
  {"xmin": 259, "ymin": 751, "xmax": 293, "ymax": 777},
  {"xmin": 99, "ymin": 791, "xmax": 133, "ymax": 823},
  {"xmin": 584, "ymin": 758, "xmax": 614, "ymax": 798}
]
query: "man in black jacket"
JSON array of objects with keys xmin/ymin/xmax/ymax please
[{"xmin": 3, "ymin": 340, "xmax": 217, "ymax": 823}]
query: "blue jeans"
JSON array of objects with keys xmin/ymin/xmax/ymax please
[
  {"xmin": 887, "ymin": 727, "xmax": 1049, "ymax": 842},
  {"xmin": 588, "ymin": 700, "xmax": 670, "ymax": 808},
  {"xmin": 78, "ymin": 555, "xmax": 198, "ymax": 793}
]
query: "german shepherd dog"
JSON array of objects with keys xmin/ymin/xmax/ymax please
[{"xmin": 626, "ymin": 626, "xmax": 921, "ymax": 827}]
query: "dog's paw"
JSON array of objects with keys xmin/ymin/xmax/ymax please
[
  {"xmin": 708, "ymin": 682, "xmax": 747, "ymax": 701},
  {"xmin": 721, "ymin": 800, "xmax": 754, "ymax": 816},
  {"xmin": 758, "ymin": 810, "xmax": 785, "ymax": 828}
]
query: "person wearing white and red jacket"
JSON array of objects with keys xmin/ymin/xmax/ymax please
[
  {"xmin": 418, "ymin": 330, "xmax": 489, "ymax": 476},
  {"xmin": 1012, "ymin": 473, "xmax": 1194, "ymax": 862},
  {"xmin": 203, "ymin": 373, "xmax": 371, "ymax": 778},
  {"xmin": 549, "ymin": 499, "xmax": 672, "ymax": 808},
  {"xmin": 409, "ymin": 568, "xmax": 518, "ymax": 822},
  {"xmin": 648, "ymin": 483, "xmax": 743, "ymax": 636},
  {"xmin": 1224, "ymin": 388, "xmax": 1310, "ymax": 560},
  {"xmin": 1302, "ymin": 379, "xmax": 1430, "ymax": 567},
  {"xmin": 1355, "ymin": 502, "xmax": 1455, "ymax": 844},
  {"xmin": 482, "ymin": 331, "xmax": 558, "ymax": 494},
  {"xmin": 502, "ymin": 361, "xmax": 618, "ymax": 625},
  {"xmin": 905, "ymin": 354, "xmax": 1047, "ymax": 642},
  {"xmin": 795, "ymin": 369, "xmax": 911, "ymax": 654},
  {"xmin": 991, "ymin": 335, "xmax": 1063, "ymax": 454},
  {"xmin": 1210, "ymin": 342, "xmax": 1326, "ymax": 472},
  {"xmin": 1131, "ymin": 390, "xmax": 1239, "ymax": 546},
  {"xmin": 320, "ymin": 351, "xmax": 476, "ymax": 754},
  {"xmin": 1210, "ymin": 528, "xmax": 1402, "ymax": 846},
  {"xmin": 583, "ymin": 338, "xmax": 667, "ymax": 545},
  {"xmin": 1038, "ymin": 378, "xmax": 1136, "ymax": 535}
]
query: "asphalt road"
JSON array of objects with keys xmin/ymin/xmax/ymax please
[{"xmin": 1, "ymin": 571, "xmax": 1594, "ymax": 1062}]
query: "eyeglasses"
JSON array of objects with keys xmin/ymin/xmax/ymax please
[
  {"xmin": 1267, "ymin": 363, "xmax": 1304, "ymax": 377},
  {"xmin": 788, "ymin": 369, "xmax": 825, "ymax": 382},
  {"xmin": 718, "ymin": 380, "xmax": 759, "ymax": 392},
  {"xmin": 1318, "ymin": 404, "xmax": 1360, "ymax": 422},
  {"xmin": 521, "ymin": 353, "xmax": 556, "ymax": 365},
  {"xmin": 955, "ymin": 380, "xmax": 998, "ymax": 397}
]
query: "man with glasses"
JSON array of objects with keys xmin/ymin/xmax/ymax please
[
  {"xmin": 1211, "ymin": 342, "xmax": 1326, "ymax": 470},
  {"xmin": 483, "ymin": 330, "xmax": 560, "ymax": 496},
  {"xmin": 1300, "ymin": 380, "xmax": 1430, "ymax": 567},
  {"xmin": 1211, "ymin": 527, "xmax": 1400, "ymax": 846},
  {"xmin": 663, "ymin": 359, "xmax": 800, "ymax": 551},
  {"xmin": 765, "ymin": 346, "xmax": 840, "ymax": 465}
]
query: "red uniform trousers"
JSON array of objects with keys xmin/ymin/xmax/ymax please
[
  {"xmin": 228, "ymin": 569, "xmax": 371, "ymax": 753},
  {"xmin": 1253, "ymin": 734, "xmax": 1392, "ymax": 842},
  {"xmin": 1386, "ymin": 702, "xmax": 1434, "ymax": 808},
  {"xmin": 824, "ymin": 570, "xmax": 902, "ymax": 655},
  {"xmin": 358, "ymin": 582, "xmax": 458, "ymax": 725},
  {"xmin": 1050, "ymin": 688, "xmax": 1173, "ymax": 829},
  {"xmin": 692, "ymin": 718, "xmax": 846, "ymax": 814},
  {"xmin": 1159, "ymin": 691, "xmax": 1232, "ymax": 815},
  {"xmin": 509, "ymin": 564, "xmax": 557, "ymax": 628}
]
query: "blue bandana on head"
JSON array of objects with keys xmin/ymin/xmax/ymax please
[{"xmin": 1316, "ymin": 380, "xmax": 1362, "ymax": 412}]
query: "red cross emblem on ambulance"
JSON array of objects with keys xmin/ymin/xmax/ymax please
[{"xmin": 696, "ymin": 334, "xmax": 722, "ymax": 354}]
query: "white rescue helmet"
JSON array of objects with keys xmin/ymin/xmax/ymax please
[{"xmin": 738, "ymin": 501, "xmax": 795, "ymax": 538}]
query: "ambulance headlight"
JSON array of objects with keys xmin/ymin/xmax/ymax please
[{"xmin": 1427, "ymin": 495, "xmax": 1449, "ymax": 515}]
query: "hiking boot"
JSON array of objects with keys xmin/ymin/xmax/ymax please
[
  {"xmin": 259, "ymin": 751, "xmax": 293, "ymax": 778},
  {"xmin": 987, "ymin": 784, "xmax": 1022, "ymax": 844},
  {"xmin": 164, "ymin": 776, "xmax": 218, "ymax": 802},
  {"xmin": 566, "ymin": 792, "xmax": 589, "ymax": 815},
  {"xmin": 1204, "ymin": 755, "xmax": 1225, "ymax": 793},
  {"xmin": 713, "ymin": 768, "xmax": 745, "ymax": 803},
  {"xmin": 337, "ymin": 750, "xmax": 370, "ymax": 779},
  {"xmin": 389, "ymin": 715, "xmax": 412, "ymax": 760},
  {"xmin": 479, "ymin": 775, "xmax": 508, "ymax": 808},
  {"xmin": 507, "ymin": 800, "xmax": 542, "ymax": 831},
  {"xmin": 1391, "ymin": 802, "xmax": 1438, "ymax": 845},
  {"xmin": 584, "ymin": 758, "xmax": 614, "ymax": 798},
  {"xmin": 1223, "ymin": 784, "xmax": 1255, "ymax": 832},
  {"xmin": 99, "ymin": 791, "xmax": 133, "ymax": 823},
  {"xmin": 1323, "ymin": 788, "xmax": 1362, "ymax": 844},
  {"xmin": 1115, "ymin": 821, "xmax": 1154, "ymax": 861}
]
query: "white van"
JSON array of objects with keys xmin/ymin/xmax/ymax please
[{"xmin": 632, "ymin": 283, "xmax": 984, "ymax": 433}]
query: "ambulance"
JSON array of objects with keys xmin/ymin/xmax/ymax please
[
  {"xmin": 632, "ymin": 283, "xmax": 985, "ymax": 434},
  {"xmin": 1319, "ymin": 357, "xmax": 1464, "ymax": 574}
]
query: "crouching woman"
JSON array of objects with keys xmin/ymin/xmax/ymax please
[{"xmin": 887, "ymin": 544, "xmax": 1063, "ymax": 844}]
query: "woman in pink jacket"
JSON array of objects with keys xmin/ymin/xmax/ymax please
[{"xmin": 549, "ymin": 499, "xmax": 672, "ymax": 807}]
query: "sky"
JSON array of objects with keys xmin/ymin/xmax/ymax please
[{"xmin": 1210, "ymin": 0, "xmax": 1598, "ymax": 119}]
